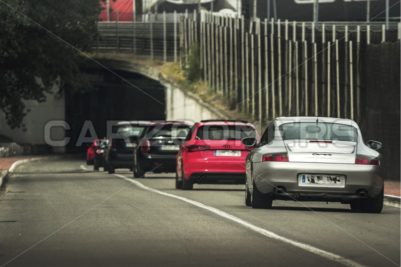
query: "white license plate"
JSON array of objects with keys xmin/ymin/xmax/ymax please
[
  {"xmin": 298, "ymin": 174, "xmax": 346, "ymax": 188},
  {"xmin": 161, "ymin": 145, "xmax": 179, "ymax": 151},
  {"xmin": 215, "ymin": 150, "xmax": 241, "ymax": 157}
]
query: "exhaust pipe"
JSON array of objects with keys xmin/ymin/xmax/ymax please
[{"xmin": 357, "ymin": 189, "xmax": 368, "ymax": 197}]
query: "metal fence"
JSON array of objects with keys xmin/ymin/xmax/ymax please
[
  {"xmin": 184, "ymin": 12, "xmax": 401, "ymax": 124},
  {"xmin": 94, "ymin": 12, "xmax": 181, "ymax": 61}
]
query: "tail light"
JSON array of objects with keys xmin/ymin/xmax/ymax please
[
  {"xmin": 262, "ymin": 153, "xmax": 289, "ymax": 162},
  {"xmin": 186, "ymin": 145, "xmax": 210, "ymax": 152},
  {"xmin": 141, "ymin": 139, "xmax": 150, "ymax": 154},
  {"xmin": 355, "ymin": 155, "xmax": 380, "ymax": 166}
]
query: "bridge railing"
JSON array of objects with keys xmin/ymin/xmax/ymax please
[{"xmin": 94, "ymin": 11, "xmax": 182, "ymax": 62}]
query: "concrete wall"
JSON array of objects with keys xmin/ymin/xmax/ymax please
[
  {"xmin": 165, "ymin": 83, "xmax": 223, "ymax": 122},
  {"xmin": 0, "ymin": 87, "xmax": 66, "ymax": 153}
]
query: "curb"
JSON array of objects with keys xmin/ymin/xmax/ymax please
[
  {"xmin": 384, "ymin": 194, "xmax": 401, "ymax": 208},
  {"xmin": 0, "ymin": 156, "xmax": 59, "ymax": 189}
]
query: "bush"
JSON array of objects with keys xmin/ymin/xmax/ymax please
[{"xmin": 185, "ymin": 43, "xmax": 201, "ymax": 83}]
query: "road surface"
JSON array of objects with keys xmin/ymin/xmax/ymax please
[{"xmin": 0, "ymin": 157, "xmax": 399, "ymax": 267}]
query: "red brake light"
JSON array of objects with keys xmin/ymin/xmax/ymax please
[
  {"xmin": 355, "ymin": 155, "xmax": 380, "ymax": 166},
  {"xmin": 141, "ymin": 139, "xmax": 150, "ymax": 153},
  {"xmin": 262, "ymin": 153, "xmax": 289, "ymax": 162},
  {"xmin": 186, "ymin": 145, "xmax": 210, "ymax": 152}
]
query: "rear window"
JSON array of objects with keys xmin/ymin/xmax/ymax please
[
  {"xmin": 113, "ymin": 125, "xmax": 146, "ymax": 137},
  {"xmin": 279, "ymin": 122, "xmax": 358, "ymax": 142},
  {"xmin": 147, "ymin": 124, "xmax": 191, "ymax": 139},
  {"xmin": 196, "ymin": 125, "xmax": 256, "ymax": 140}
]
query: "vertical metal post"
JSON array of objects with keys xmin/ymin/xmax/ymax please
[
  {"xmin": 163, "ymin": 11, "xmax": 167, "ymax": 62},
  {"xmin": 366, "ymin": 0, "xmax": 371, "ymax": 22},
  {"xmin": 327, "ymin": 42, "xmax": 331, "ymax": 117},
  {"xmin": 356, "ymin": 26, "xmax": 361, "ymax": 122},
  {"xmin": 382, "ymin": 24, "xmax": 386, "ymax": 43},
  {"xmin": 264, "ymin": 19, "xmax": 270, "ymax": 119},
  {"xmin": 174, "ymin": 11, "xmax": 178, "ymax": 62},
  {"xmin": 132, "ymin": 20, "xmax": 136, "ymax": 54},
  {"xmin": 220, "ymin": 25, "xmax": 224, "ymax": 94},
  {"xmin": 367, "ymin": 25, "xmax": 371, "ymax": 45},
  {"xmin": 251, "ymin": 33, "xmax": 256, "ymax": 117},
  {"xmin": 385, "ymin": 0, "xmax": 389, "ymax": 30},
  {"xmin": 313, "ymin": 0, "xmax": 319, "ymax": 25},
  {"xmin": 270, "ymin": 19, "xmax": 276, "ymax": 118},
  {"xmin": 295, "ymin": 41, "xmax": 299, "ymax": 116},
  {"xmin": 313, "ymin": 43, "xmax": 318, "ymax": 116},
  {"xmin": 335, "ymin": 40, "xmax": 340, "ymax": 118},
  {"xmin": 349, "ymin": 41, "xmax": 354, "ymax": 120},
  {"xmin": 241, "ymin": 16, "xmax": 246, "ymax": 111},
  {"xmin": 277, "ymin": 19, "xmax": 282, "ymax": 116},
  {"xmin": 304, "ymin": 41, "xmax": 308, "ymax": 116},
  {"xmin": 257, "ymin": 19, "xmax": 262, "ymax": 122},
  {"xmin": 234, "ymin": 16, "xmax": 239, "ymax": 107},
  {"xmin": 245, "ymin": 33, "xmax": 250, "ymax": 112},
  {"xmin": 224, "ymin": 20, "xmax": 229, "ymax": 97}
]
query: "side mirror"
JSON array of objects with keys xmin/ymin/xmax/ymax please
[
  {"xmin": 242, "ymin": 137, "xmax": 257, "ymax": 147},
  {"xmin": 367, "ymin": 140, "xmax": 382, "ymax": 151}
]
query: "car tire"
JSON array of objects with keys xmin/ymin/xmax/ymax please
[
  {"xmin": 245, "ymin": 184, "xmax": 252, "ymax": 207},
  {"xmin": 107, "ymin": 164, "xmax": 115, "ymax": 174},
  {"xmin": 182, "ymin": 176, "xmax": 193, "ymax": 190},
  {"xmin": 251, "ymin": 183, "xmax": 273, "ymax": 209},
  {"xmin": 175, "ymin": 171, "xmax": 183, "ymax": 189},
  {"xmin": 361, "ymin": 189, "xmax": 384, "ymax": 213},
  {"xmin": 133, "ymin": 162, "xmax": 145, "ymax": 178},
  {"xmin": 350, "ymin": 189, "xmax": 383, "ymax": 213}
]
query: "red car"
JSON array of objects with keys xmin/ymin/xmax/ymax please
[
  {"xmin": 86, "ymin": 139, "xmax": 98, "ymax": 165},
  {"xmin": 176, "ymin": 120, "xmax": 258, "ymax": 190}
]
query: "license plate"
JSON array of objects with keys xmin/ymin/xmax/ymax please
[
  {"xmin": 298, "ymin": 174, "xmax": 346, "ymax": 188},
  {"xmin": 215, "ymin": 150, "xmax": 241, "ymax": 157},
  {"xmin": 161, "ymin": 145, "xmax": 179, "ymax": 151}
]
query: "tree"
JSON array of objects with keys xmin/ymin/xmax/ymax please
[{"xmin": 0, "ymin": 0, "xmax": 102, "ymax": 128}]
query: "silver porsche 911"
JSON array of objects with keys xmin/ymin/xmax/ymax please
[{"xmin": 242, "ymin": 117, "xmax": 384, "ymax": 213}]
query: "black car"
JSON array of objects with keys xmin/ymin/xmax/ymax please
[
  {"xmin": 93, "ymin": 139, "xmax": 109, "ymax": 171},
  {"xmin": 133, "ymin": 121, "xmax": 192, "ymax": 178},
  {"xmin": 105, "ymin": 121, "xmax": 152, "ymax": 174}
]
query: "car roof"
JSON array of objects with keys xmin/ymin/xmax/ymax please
[
  {"xmin": 197, "ymin": 120, "xmax": 255, "ymax": 127},
  {"xmin": 115, "ymin": 120, "xmax": 152, "ymax": 126},
  {"xmin": 274, "ymin": 117, "xmax": 359, "ymax": 128},
  {"xmin": 150, "ymin": 120, "xmax": 193, "ymax": 126}
]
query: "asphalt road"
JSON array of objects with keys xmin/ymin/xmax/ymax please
[{"xmin": 0, "ymin": 157, "xmax": 399, "ymax": 267}]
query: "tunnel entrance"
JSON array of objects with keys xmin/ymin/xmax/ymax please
[{"xmin": 65, "ymin": 66, "xmax": 165, "ymax": 152}]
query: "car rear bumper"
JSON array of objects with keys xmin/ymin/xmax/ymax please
[
  {"xmin": 252, "ymin": 161, "xmax": 383, "ymax": 199},
  {"xmin": 140, "ymin": 154, "xmax": 177, "ymax": 172},
  {"xmin": 184, "ymin": 156, "xmax": 246, "ymax": 176},
  {"xmin": 189, "ymin": 172, "xmax": 245, "ymax": 184}
]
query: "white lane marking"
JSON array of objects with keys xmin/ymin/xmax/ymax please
[
  {"xmin": 9, "ymin": 159, "xmax": 33, "ymax": 173},
  {"xmin": 115, "ymin": 174, "xmax": 365, "ymax": 267},
  {"xmin": 80, "ymin": 165, "xmax": 89, "ymax": 171}
]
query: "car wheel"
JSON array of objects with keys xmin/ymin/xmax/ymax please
[
  {"xmin": 133, "ymin": 162, "xmax": 145, "ymax": 178},
  {"xmin": 182, "ymin": 169, "xmax": 193, "ymax": 190},
  {"xmin": 107, "ymin": 164, "xmax": 115, "ymax": 174},
  {"xmin": 361, "ymin": 189, "xmax": 384, "ymax": 213},
  {"xmin": 251, "ymin": 183, "xmax": 273, "ymax": 209},
  {"xmin": 175, "ymin": 171, "xmax": 183, "ymax": 189},
  {"xmin": 245, "ymin": 184, "xmax": 252, "ymax": 207}
]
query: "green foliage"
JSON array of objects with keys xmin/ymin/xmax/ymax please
[
  {"xmin": 184, "ymin": 43, "xmax": 201, "ymax": 83},
  {"xmin": 0, "ymin": 0, "xmax": 102, "ymax": 128}
]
